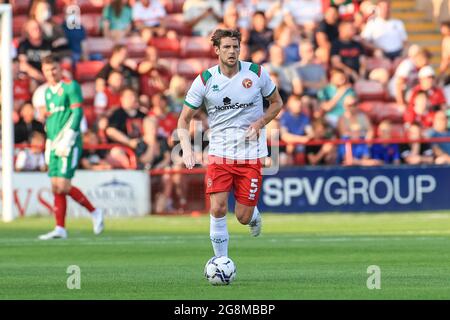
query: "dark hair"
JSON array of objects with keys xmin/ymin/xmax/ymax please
[
  {"xmin": 41, "ymin": 54, "xmax": 60, "ymax": 65},
  {"xmin": 253, "ymin": 11, "xmax": 266, "ymax": 18},
  {"xmin": 120, "ymin": 87, "xmax": 137, "ymax": 96},
  {"xmin": 211, "ymin": 29, "xmax": 242, "ymax": 48},
  {"xmin": 112, "ymin": 44, "xmax": 126, "ymax": 54},
  {"xmin": 442, "ymin": 20, "xmax": 450, "ymax": 28}
]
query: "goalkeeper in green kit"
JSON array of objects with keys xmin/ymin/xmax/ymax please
[{"xmin": 38, "ymin": 55, "xmax": 104, "ymax": 240}]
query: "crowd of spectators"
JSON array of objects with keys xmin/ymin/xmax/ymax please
[{"xmin": 4, "ymin": 0, "xmax": 450, "ymax": 209}]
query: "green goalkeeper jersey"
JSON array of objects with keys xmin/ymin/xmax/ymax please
[{"xmin": 45, "ymin": 80, "xmax": 84, "ymax": 141}]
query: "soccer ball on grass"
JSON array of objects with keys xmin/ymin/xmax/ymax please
[{"xmin": 204, "ymin": 256, "xmax": 236, "ymax": 285}]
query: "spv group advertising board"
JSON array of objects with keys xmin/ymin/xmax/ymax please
[{"xmin": 231, "ymin": 166, "xmax": 450, "ymax": 213}]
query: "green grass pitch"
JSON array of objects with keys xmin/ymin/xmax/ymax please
[{"xmin": 0, "ymin": 213, "xmax": 449, "ymax": 300}]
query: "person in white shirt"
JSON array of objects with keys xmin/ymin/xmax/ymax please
[
  {"xmin": 15, "ymin": 131, "xmax": 47, "ymax": 172},
  {"xmin": 132, "ymin": 0, "xmax": 166, "ymax": 30},
  {"xmin": 177, "ymin": 29, "xmax": 283, "ymax": 259},
  {"xmin": 361, "ymin": 0, "xmax": 408, "ymax": 60},
  {"xmin": 183, "ymin": 0, "xmax": 222, "ymax": 37}
]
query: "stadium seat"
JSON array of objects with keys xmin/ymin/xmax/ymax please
[
  {"xmin": 125, "ymin": 37, "xmax": 148, "ymax": 59},
  {"xmin": 81, "ymin": 81, "xmax": 96, "ymax": 105},
  {"xmin": 176, "ymin": 58, "xmax": 216, "ymax": 79},
  {"xmin": 85, "ymin": 37, "xmax": 114, "ymax": 58},
  {"xmin": 149, "ymin": 37, "xmax": 181, "ymax": 57},
  {"xmin": 377, "ymin": 102, "xmax": 404, "ymax": 123},
  {"xmin": 13, "ymin": 15, "xmax": 28, "ymax": 37},
  {"xmin": 389, "ymin": 123, "xmax": 406, "ymax": 139},
  {"xmin": 365, "ymin": 57, "xmax": 393, "ymax": 74},
  {"xmin": 75, "ymin": 60, "xmax": 105, "ymax": 82},
  {"xmin": 163, "ymin": 0, "xmax": 185, "ymax": 14},
  {"xmin": 12, "ymin": 0, "xmax": 30, "ymax": 15},
  {"xmin": 82, "ymin": 105, "xmax": 97, "ymax": 128},
  {"xmin": 161, "ymin": 14, "xmax": 192, "ymax": 36},
  {"xmin": 181, "ymin": 36, "xmax": 215, "ymax": 58},
  {"xmin": 77, "ymin": 0, "xmax": 105, "ymax": 14},
  {"xmin": 354, "ymin": 79, "xmax": 387, "ymax": 101},
  {"xmin": 81, "ymin": 13, "xmax": 102, "ymax": 37}
]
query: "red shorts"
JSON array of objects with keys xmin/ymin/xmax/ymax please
[{"xmin": 205, "ymin": 156, "xmax": 263, "ymax": 206}]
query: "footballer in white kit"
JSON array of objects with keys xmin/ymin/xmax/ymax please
[{"xmin": 178, "ymin": 29, "xmax": 283, "ymax": 258}]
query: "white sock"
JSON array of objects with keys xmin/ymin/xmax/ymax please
[
  {"xmin": 249, "ymin": 206, "xmax": 260, "ymax": 224},
  {"xmin": 210, "ymin": 215, "xmax": 229, "ymax": 257}
]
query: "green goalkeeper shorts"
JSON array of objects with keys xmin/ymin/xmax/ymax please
[{"xmin": 48, "ymin": 140, "xmax": 82, "ymax": 179}]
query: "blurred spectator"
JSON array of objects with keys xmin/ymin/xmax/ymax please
[
  {"xmin": 13, "ymin": 59, "xmax": 32, "ymax": 111},
  {"xmin": 102, "ymin": 0, "xmax": 133, "ymax": 42},
  {"xmin": 29, "ymin": 0, "xmax": 71, "ymax": 61},
  {"xmin": 166, "ymin": 75, "xmax": 188, "ymax": 114},
  {"xmin": 338, "ymin": 122, "xmax": 379, "ymax": 166},
  {"xmin": 31, "ymin": 83, "xmax": 48, "ymax": 123},
  {"xmin": 132, "ymin": 0, "xmax": 167, "ymax": 31},
  {"xmin": 14, "ymin": 102, "xmax": 46, "ymax": 144},
  {"xmin": 405, "ymin": 66, "xmax": 447, "ymax": 127},
  {"xmin": 429, "ymin": 111, "xmax": 450, "ymax": 164},
  {"xmin": 264, "ymin": 44, "xmax": 294, "ymax": 95},
  {"xmin": 62, "ymin": 4, "xmax": 89, "ymax": 63},
  {"xmin": 273, "ymin": 23, "xmax": 300, "ymax": 64},
  {"xmin": 389, "ymin": 47, "xmax": 431, "ymax": 111},
  {"xmin": 315, "ymin": 5, "xmax": 339, "ymax": 55},
  {"xmin": 138, "ymin": 46, "xmax": 171, "ymax": 106},
  {"xmin": 18, "ymin": 19, "xmax": 53, "ymax": 82},
  {"xmin": 322, "ymin": 0, "xmax": 359, "ymax": 21},
  {"xmin": 96, "ymin": 44, "xmax": 140, "ymax": 93},
  {"xmin": 337, "ymin": 95, "xmax": 373, "ymax": 141},
  {"xmin": 318, "ymin": 68, "xmax": 356, "ymax": 128},
  {"xmin": 280, "ymin": 95, "xmax": 313, "ymax": 165},
  {"xmin": 183, "ymin": 0, "xmax": 222, "ymax": 37},
  {"xmin": 331, "ymin": 20, "xmax": 366, "ymax": 81},
  {"xmin": 216, "ymin": 3, "xmax": 249, "ymax": 42},
  {"xmin": 283, "ymin": 0, "xmax": 323, "ymax": 30},
  {"xmin": 439, "ymin": 21, "xmax": 450, "ymax": 81},
  {"xmin": 15, "ymin": 131, "xmax": 46, "ymax": 172},
  {"xmin": 400, "ymin": 122, "xmax": 434, "ymax": 165},
  {"xmin": 269, "ymin": 71, "xmax": 289, "ymax": 104},
  {"xmin": 223, "ymin": 0, "xmax": 256, "ymax": 30},
  {"xmin": 291, "ymin": 40, "xmax": 327, "ymax": 96},
  {"xmin": 106, "ymin": 88, "xmax": 154, "ymax": 166},
  {"xmin": 80, "ymin": 130, "xmax": 113, "ymax": 170},
  {"xmin": 306, "ymin": 118, "xmax": 336, "ymax": 165},
  {"xmin": 247, "ymin": 11, "xmax": 273, "ymax": 54},
  {"xmin": 361, "ymin": 0, "xmax": 407, "ymax": 61},
  {"xmin": 94, "ymin": 71, "xmax": 124, "ymax": 118},
  {"xmin": 371, "ymin": 120, "xmax": 401, "ymax": 165}
]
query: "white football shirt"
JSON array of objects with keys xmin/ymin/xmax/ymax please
[{"xmin": 184, "ymin": 60, "xmax": 276, "ymax": 160}]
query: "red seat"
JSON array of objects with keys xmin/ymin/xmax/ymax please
[
  {"xmin": 355, "ymin": 79, "xmax": 387, "ymax": 101},
  {"xmin": 181, "ymin": 36, "xmax": 215, "ymax": 58},
  {"xmin": 366, "ymin": 57, "xmax": 392, "ymax": 74},
  {"xmin": 377, "ymin": 102, "xmax": 403, "ymax": 123},
  {"xmin": 126, "ymin": 38, "xmax": 148, "ymax": 58},
  {"xmin": 81, "ymin": 13, "xmax": 102, "ymax": 36},
  {"xmin": 13, "ymin": 15, "xmax": 28, "ymax": 37},
  {"xmin": 81, "ymin": 81, "xmax": 96, "ymax": 105},
  {"xmin": 162, "ymin": 13, "xmax": 191, "ymax": 35},
  {"xmin": 159, "ymin": 57, "xmax": 179, "ymax": 76},
  {"xmin": 77, "ymin": 0, "xmax": 106, "ymax": 14},
  {"xmin": 85, "ymin": 37, "xmax": 114, "ymax": 58},
  {"xmin": 75, "ymin": 60, "xmax": 105, "ymax": 82},
  {"xmin": 176, "ymin": 58, "xmax": 215, "ymax": 79},
  {"xmin": 83, "ymin": 105, "xmax": 97, "ymax": 128},
  {"xmin": 149, "ymin": 37, "xmax": 181, "ymax": 57},
  {"xmin": 163, "ymin": 0, "xmax": 185, "ymax": 14},
  {"xmin": 13, "ymin": 0, "xmax": 31, "ymax": 15},
  {"xmin": 389, "ymin": 123, "xmax": 406, "ymax": 139}
]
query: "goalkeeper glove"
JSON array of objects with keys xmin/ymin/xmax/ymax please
[
  {"xmin": 45, "ymin": 139, "xmax": 51, "ymax": 165},
  {"xmin": 55, "ymin": 129, "xmax": 77, "ymax": 157}
]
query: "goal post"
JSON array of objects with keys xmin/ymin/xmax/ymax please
[{"xmin": 0, "ymin": 4, "xmax": 14, "ymax": 222}]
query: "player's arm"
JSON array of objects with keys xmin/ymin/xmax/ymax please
[
  {"xmin": 178, "ymin": 105, "xmax": 199, "ymax": 169},
  {"xmin": 177, "ymin": 74, "xmax": 205, "ymax": 169}
]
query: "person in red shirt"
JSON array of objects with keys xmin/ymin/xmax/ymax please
[
  {"xmin": 405, "ymin": 66, "xmax": 447, "ymax": 127},
  {"xmin": 322, "ymin": 0, "xmax": 359, "ymax": 21}
]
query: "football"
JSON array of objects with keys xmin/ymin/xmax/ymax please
[{"xmin": 204, "ymin": 256, "xmax": 237, "ymax": 285}]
